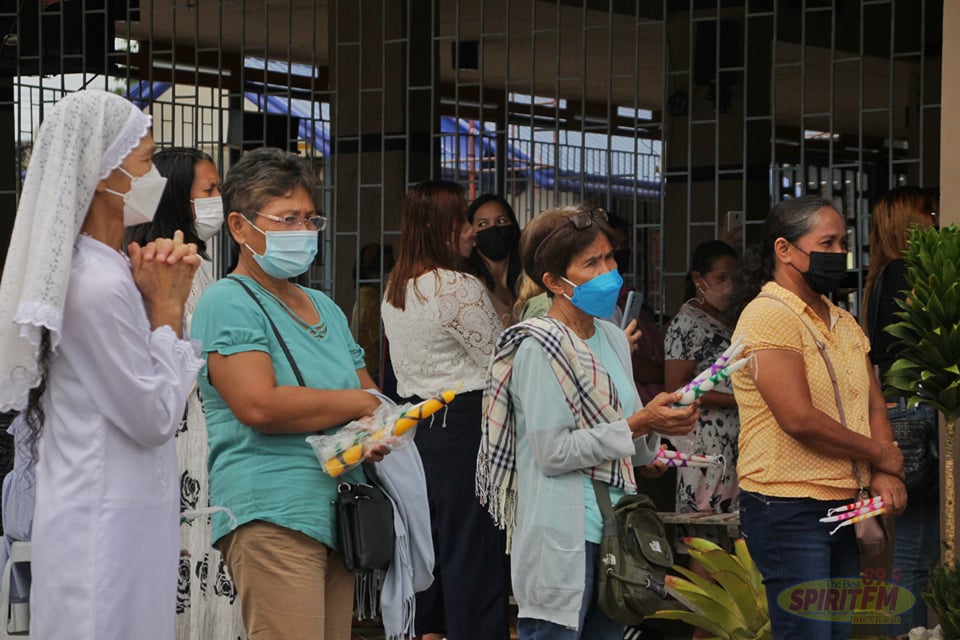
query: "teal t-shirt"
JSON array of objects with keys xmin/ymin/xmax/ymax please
[
  {"xmin": 582, "ymin": 323, "xmax": 637, "ymax": 543},
  {"xmin": 191, "ymin": 275, "xmax": 367, "ymax": 548}
]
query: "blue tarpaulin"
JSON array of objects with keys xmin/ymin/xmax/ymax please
[{"xmin": 129, "ymin": 81, "xmax": 660, "ymax": 198}]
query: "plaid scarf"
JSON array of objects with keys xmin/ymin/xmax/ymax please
[{"xmin": 476, "ymin": 315, "xmax": 637, "ymax": 549}]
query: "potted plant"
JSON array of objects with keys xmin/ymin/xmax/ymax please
[
  {"xmin": 647, "ymin": 537, "xmax": 771, "ymax": 640},
  {"xmin": 884, "ymin": 224, "xmax": 960, "ymax": 565},
  {"xmin": 883, "ymin": 224, "xmax": 960, "ymax": 637},
  {"xmin": 923, "ymin": 561, "xmax": 960, "ymax": 639}
]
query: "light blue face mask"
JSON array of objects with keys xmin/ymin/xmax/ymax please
[
  {"xmin": 244, "ymin": 219, "xmax": 319, "ymax": 279},
  {"xmin": 562, "ymin": 269, "xmax": 623, "ymax": 318}
]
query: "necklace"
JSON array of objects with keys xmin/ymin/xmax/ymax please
[{"xmin": 254, "ymin": 281, "xmax": 328, "ymax": 340}]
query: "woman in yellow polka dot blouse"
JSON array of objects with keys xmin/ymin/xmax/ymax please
[{"xmin": 730, "ymin": 195, "xmax": 906, "ymax": 640}]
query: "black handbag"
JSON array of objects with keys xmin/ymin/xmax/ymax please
[
  {"xmin": 889, "ymin": 415, "xmax": 938, "ymax": 492},
  {"xmin": 335, "ymin": 476, "xmax": 395, "ymax": 573}
]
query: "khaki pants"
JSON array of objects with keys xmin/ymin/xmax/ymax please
[{"xmin": 220, "ymin": 520, "xmax": 355, "ymax": 640}]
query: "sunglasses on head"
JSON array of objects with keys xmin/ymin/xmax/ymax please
[{"xmin": 533, "ymin": 207, "xmax": 608, "ymax": 262}]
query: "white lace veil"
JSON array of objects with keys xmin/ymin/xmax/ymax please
[{"xmin": 0, "ymin": 90, "xmax": 152, "ymax": 411}]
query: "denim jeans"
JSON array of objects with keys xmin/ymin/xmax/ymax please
[
  {"xmin": 887, "ymin": 401, "xmax": 940, "ymax": 635},
  {"xmin": 739, "ymin": 490, "xmax": 860, "ymax": 640},
  {"xmin": 517, "ymin": 542, "xmax": 624, "ymax": 640}
]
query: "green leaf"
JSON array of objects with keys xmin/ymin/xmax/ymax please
[
  {"xmin": 711, "ymin": 569, "xmax": 767, "ymax": 632},
  {"xmin": 733, "ymin": 539, "xmax": 764, "ymax": 595},
  {"xmin": 884, "ymin": 322, "xmax": 920, "ymax": 346},
  {"xmin": 887, "ymin": 358, "xmax": 920, "ymax": 372},
  {"xmin": 671, "ymin": 566, "xmax": 746, "ymax": 628},
  {"xmin": 647, "ymin": 609, "xmax": 732, "ymax": 639},
  {"xmin": 691, "ymin": 548, "xmax": 751, "ymax": 584}
]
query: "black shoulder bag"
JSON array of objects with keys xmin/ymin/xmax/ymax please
[{"xmin": 228, "ymin": 276, "xmax": 395, "ymax": 574}]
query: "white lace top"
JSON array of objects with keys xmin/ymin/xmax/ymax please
[{"xmin": 382, "ymin": 269, "xmax": 504, "ymax": 398}]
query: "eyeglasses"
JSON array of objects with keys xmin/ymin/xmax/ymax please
[
  {"xmin": 254, "ymin": 211, "xmax": 328, "ymax": 231},
  {"xmin": 533, "ymin": 207, "xmax": 608, "ymax": 262}
]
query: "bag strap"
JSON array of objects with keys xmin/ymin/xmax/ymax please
[
  {"xmin": 592, "ymin": 479, "xmax": 615, "ymax": 520},
  {"xmin": 756, "ymin": 293, "xmax": 866, "ymax": 491},
  {"xmin": 227, "ymin": 275, "xmax": 306, "ymax": 387}
]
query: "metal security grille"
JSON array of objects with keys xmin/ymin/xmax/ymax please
[
  {"xmin": 0, "ymin": 0, "xmax": 943, "ymax": 334},
  {"xmin": 660, "ymin": 0, "xmax": 941, "ymax": 317}
]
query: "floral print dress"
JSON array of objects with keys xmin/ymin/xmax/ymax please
[
  {"xmin": 176, "ymin": 262, "xmax": 246, "ymax": 640},
  {"xmin": 664, "ymin": 302, "xmax": 740, "ymax": 521}
]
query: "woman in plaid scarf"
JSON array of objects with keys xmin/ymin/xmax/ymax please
[{"xmin": 477, "ymin": 206, "xmax": 699, "ymax": 640}]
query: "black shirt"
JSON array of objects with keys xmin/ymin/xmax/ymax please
[{"xmin": 867, "ymin": 259, "xmax": 909, "ymax": 383}]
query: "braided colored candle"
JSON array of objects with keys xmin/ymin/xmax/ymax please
[
  {"xmin": 675, "ymin": 357, "xmax": 748, "ymax": 406},
  {"xmin": 829, "ymin": 507, "xmax": 886, "ymax": 536},
  {"xmin": 680, "ymin": 336, "xmax": 746, "ymax": 394},
  {"xmin": 820, "ymin": 499, "xmax": 885, "ymax": 523},
  {"xmin": 654, "ymin": 450, "xmax": 721, "ymax": 468},
  {"xmin": 826, "ymin": 495, "xmax": 883, "ymax": 517},
  {"xmin": 324, "ymin": 390, "xmax": 456, "ymax": 477}
]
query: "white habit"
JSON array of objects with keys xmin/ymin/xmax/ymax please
[{"xmin": 30, "ymin": 235, "xmax": 202, "ymax": 639}]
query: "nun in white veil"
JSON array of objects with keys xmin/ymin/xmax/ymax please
[{"xmin": 0, "ymin": 90, "xmax": 203, "ymax": 639}]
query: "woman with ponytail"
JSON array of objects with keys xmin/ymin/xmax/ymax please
[{"xmin": 731, "ymin": 195, "xmax": 906, "ymax": 640}]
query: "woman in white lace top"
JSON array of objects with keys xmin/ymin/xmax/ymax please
[{"xmin": 382, "ymin": 181, "xmax": 510, "ymax": 640}]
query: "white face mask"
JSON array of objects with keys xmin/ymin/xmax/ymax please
[
  {"xmin": 192, "ymin": 196, "xmax": 224, "ymax": 241},
  {"xmin": 105, "ymin": 165, "xmax": 168, "ymax": 227}
]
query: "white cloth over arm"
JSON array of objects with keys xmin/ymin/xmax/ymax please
[
  {"xmin": 30, "ymin": 236, "xmax": 202, "ymax": 640},
  {"xmin": 0, "ymin": 414, "xmax": 36, "ymax": 602}
]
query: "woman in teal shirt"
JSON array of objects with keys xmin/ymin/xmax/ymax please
[
  {"xmin": 191, "ymin": 148, "xmax": 386, "ymax": 640},
  {"xmin": 478, "ymin": 206, "xmax": 699, "ymax": 640}
]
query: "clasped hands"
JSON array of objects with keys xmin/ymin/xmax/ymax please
[{"xmin": 129, "ymin": 229, "xmax": 201, "ymax": 307}]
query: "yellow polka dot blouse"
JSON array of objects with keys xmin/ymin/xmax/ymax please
[{"xmin": 732, "ymin": 281, "xmax": 872, "ymax": 500}]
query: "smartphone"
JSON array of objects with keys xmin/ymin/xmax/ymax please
[{"xmin": 619, "ymin": 291, "xmax": 645, "ymax": 329}]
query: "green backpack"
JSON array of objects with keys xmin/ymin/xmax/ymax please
[{"xmin": 592, "ymin": 482, "xmax": 674, "ymax": 626}]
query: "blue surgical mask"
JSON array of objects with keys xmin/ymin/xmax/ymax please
[
  {"xmin": 244, "ymin": 219, "xmax": 318, "ymax": 279},
  {"xmin": 562, "ymin": 269, "xmax": 623, "ymax": 318}
]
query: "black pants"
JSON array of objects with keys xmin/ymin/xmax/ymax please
[{"xmin": 409, "ymin": 391, "xmax": 511, "ymax": 640}]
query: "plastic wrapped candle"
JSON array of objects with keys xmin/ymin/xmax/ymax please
[{"xmin": 323, "ymin": 390, "xmax": 456, "ymax": 477}]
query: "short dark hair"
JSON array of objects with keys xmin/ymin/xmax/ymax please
[
  {"xmin": 222, "ymin": 147, "xmax": 316, "ymax": 221},
  {"xmin": 520, "ymin": 205, "xmax": 614, "ymax": 297},
  {"xmin": 124, "ymin": 147, "xmax": 216, "ymax": 257}
]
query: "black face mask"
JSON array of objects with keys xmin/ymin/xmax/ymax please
[
  {"xmin": 793, "ymin": 248, "xmax": 847, "ymax": 295},
  {"xmin": 475, "ymin": 225, "xmax": 519, "ymax": 262},
  {"xmin": 613, "ymin": 249, "xmax": 632, "ymax": 274}
]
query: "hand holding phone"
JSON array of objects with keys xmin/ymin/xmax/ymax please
[{"xmin": 619, "ymin": 291, "xmax": 645, "ymax": 329}]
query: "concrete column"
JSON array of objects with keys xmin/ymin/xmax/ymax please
[{"xmin": 941, "ymin": 0, "xmax": 960, "ymax": 227}]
